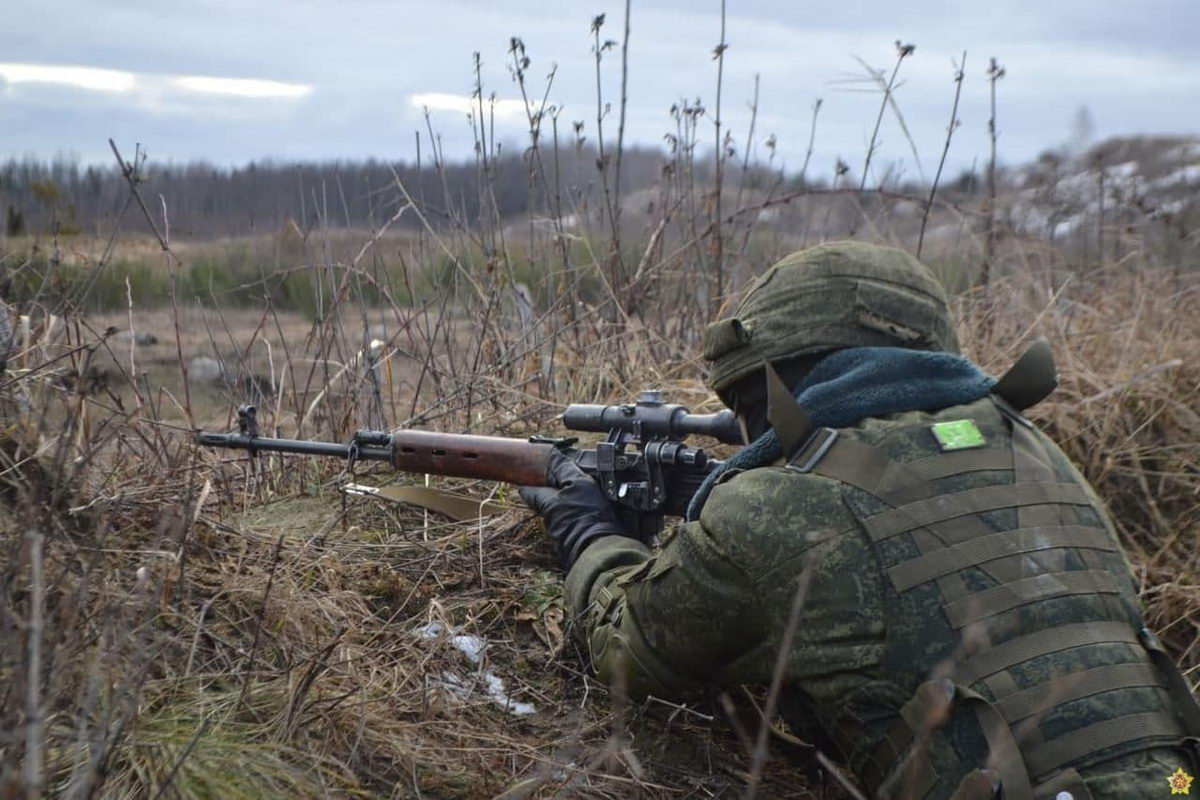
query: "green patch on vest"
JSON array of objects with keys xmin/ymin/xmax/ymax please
[{"xmin": 930, "ymin": 419, "xmax": 986, "ymax": 451}]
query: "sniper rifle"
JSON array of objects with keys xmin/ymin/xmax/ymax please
[{"xmin": 195, "ymin": 391, "xmax": 744, "ymax": 539}]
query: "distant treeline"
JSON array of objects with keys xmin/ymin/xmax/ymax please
[{"xmin": 0, "ymin": 146, "xmax": 702, "ymax": 240}]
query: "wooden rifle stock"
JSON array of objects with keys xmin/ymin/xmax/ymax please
[{"xmin": 386, "ymin": 430, "xmax": 555, "ymax": 486}]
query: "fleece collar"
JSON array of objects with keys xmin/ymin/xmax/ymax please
[{"xmin": 685, "ymin": 347, "xmax": 996, "ymax": 521}]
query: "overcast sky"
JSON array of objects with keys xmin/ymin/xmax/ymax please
[{"xmin": 3, "ymin": 0, "xmax": 1197, "ymax": 180}]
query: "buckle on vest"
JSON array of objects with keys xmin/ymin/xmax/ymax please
[{"xmin": 787, "ymin": 427, "xmax": 839, "ymax": 474}]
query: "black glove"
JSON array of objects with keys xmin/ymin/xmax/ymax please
[{"xmin": 519, "ymin": 450, "xmax": 629, "ymax": 570}]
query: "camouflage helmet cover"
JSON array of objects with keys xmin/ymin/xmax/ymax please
[{"xmin": 702, "ymin": 241, "xmax": 960, "ymax": 393}]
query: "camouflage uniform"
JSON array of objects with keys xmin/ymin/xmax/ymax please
[{"xmin": 561, "ymin": 244, "xmax": 1200, "ymax": 799}]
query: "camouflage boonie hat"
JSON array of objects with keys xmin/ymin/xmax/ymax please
[{"xmin": 703, "ymin": 241, "xmax": 960, "ymax": 393}]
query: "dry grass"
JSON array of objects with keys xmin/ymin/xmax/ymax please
[{"xmin": 1, "ymin": 240, "xmax": 1195, "ymax": 799}]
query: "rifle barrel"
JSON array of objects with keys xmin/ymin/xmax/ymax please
[{"xmin": 195, "ymin": 432, "xmax": 391, "ymax": 461}]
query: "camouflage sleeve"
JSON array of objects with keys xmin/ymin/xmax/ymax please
[
  {"xmin": 564, "ymin": 464, "xmax": 882, "ymax": 703},
  {"xmin": 563, "ymin": 494, "xmax": 767, "ymax": 700}
]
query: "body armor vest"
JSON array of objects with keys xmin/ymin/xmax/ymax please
[{"xmin": 782, "ymin": 394, "xmax": 1200, "ymax": 799}]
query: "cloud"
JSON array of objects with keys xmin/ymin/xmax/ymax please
[
  {"xmin": 174, "ymin": 75, "xmax": 311, "ymax": 99},
  {"xmin": 1, "ymin": 0, "xmax": 1196, "ymax": 172},
  {"xmin": 0, "ymin": 62, "xmax": 135, "ymax": 93},
  {"xmin": 410, "ymin": 92, "xmax": 529, "ymax": 123},
  {"xmin": 0, "ymin": 61, "xmax": 311, "ymax": 103}
]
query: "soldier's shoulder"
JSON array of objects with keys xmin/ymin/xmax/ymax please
[
  {"xmin": 707, "ymin": 460, "xmax": 845, "ymax": 504},
  {"xmin": 698, "ymin": 463, "xmax": 854, "ymax": 552},
  {"xmin": 842, "ymin": 395, "xmax": 1010, "ymax": 457}
]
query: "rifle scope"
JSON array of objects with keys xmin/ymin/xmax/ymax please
[{"xmin": 562, "ymin": 390, "xmax": 744, "ymax": 445}]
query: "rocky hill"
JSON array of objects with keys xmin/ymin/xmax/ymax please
[{"xmin": 1006, "ymin": 135, "xmax": 1200, "ymax": 244}]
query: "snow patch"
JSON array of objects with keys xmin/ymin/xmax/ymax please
[
  {"xmin": 1150, "ymin": 164, "xmax": 1200, "ymax": 191},
  {"xmin": 1053, "ymin": 217, "xmax": 1081, "ymax": 238},
  {"xmin": 1161, "ymin": 142, "xmax": 1200, "ymax": 163},
  {"xmin": 417, "ymin": 622, "xmax": 537, "ymax": 716},
  {"xmin": 1107, "ymin": 161, "xmax": 1139, "ymax": 179}
]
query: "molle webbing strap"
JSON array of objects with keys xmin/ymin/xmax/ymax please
[
  {"xmin": 948, "ymin": 770, "xmax": 1000, "ymax": 800},
  {"xmin": 863, "ymin": 482, "xmax": 1093, "ymax": 541},
  {"xmin": 765, "ymin": 359, "xmax": 812, "ymax": 458},
  {"xmin": 1139, "ymin": 627, "xmax": 1200, "ymax": 736},
  {"xmin": 1010, "ymin": 415, "xmax": 1067, "ymax": 576},
  {"xmin": 791, "ymin": 434, "xmax": 889, "ymax": 491},
  {"xmin": 943, "ymin": 570, "xmax": 1122, "ymax": 629},
  {"xmin": 994, "ymin": 662, "xmax": 1164, "ymax": 724},
  {"xmin": 893, "ymin": 753, "xmax": 939, "ymax": 800},
  {"xmin": 1010, "ymin": 421, "xmax": 1058, "ymax": 497},
  {"xmin": 795, "ymin": 436, "xmax": 1013, "ymax": 502},
  {"xmin": 895, "ymin": 447, "xmax": 1015, "ymax": 485},
  {"xmin": 867, "ymin": 684, "xmax": 1039, "ymax": 800},
  {"xmin": 1024, "ymin": 712, "xmax": 1185, "ymax": 778},
  {"xmin": 983, "ymin": 671, "xmax": 1021, "ymax": 711},
  {"xmin": 799, "ymin": 419, "xmax": 1184, "ymax": 791},
  {"xmin": 800, "ymin": 434, "xmax": 998, "ymax": 605},
  {"xmin": 870, "ymin": 680, "xmax": 954, "ymax": 800},
  {"xmin": 804, "ymin": 435, "xmax": 1034, "ymax": 597},
  {"xmin": 955, "ymin": 621, "xmax": 1140, "ymax": 688},
  {"xmin": 859, "ymin": 719, "xmax": 916, "ymax": 791},
  {"xmin": 888, "ymin": 526, "xmax": 1117, "ymax": 593},
  {"xmin": 959, "ymin": 686, "xmax": 1035, "ymax": 799}
]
